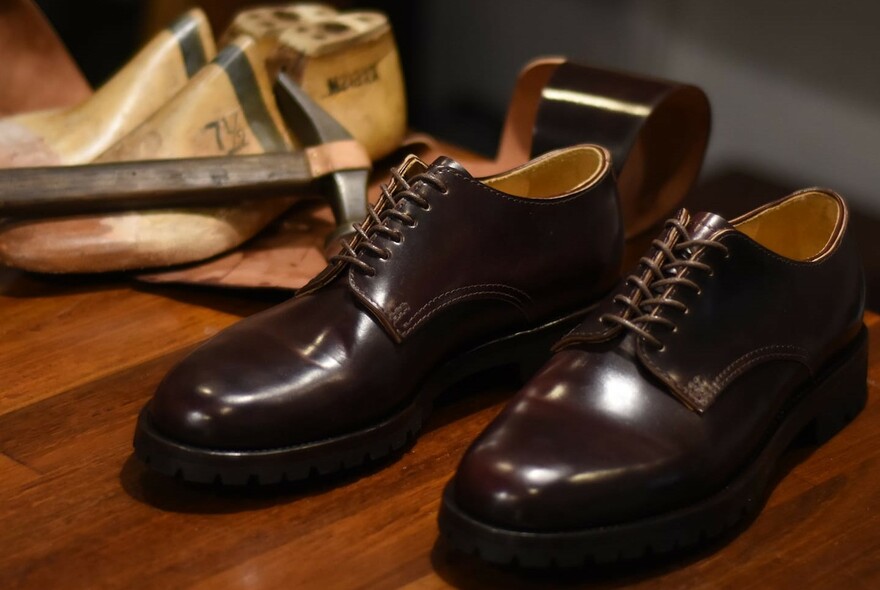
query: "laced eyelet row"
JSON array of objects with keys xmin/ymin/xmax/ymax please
[
  {"xmin": 329, "ymin": 165, "xmax": 447, "ymax": 276},
  {"xmin": 599, "ymin": 215, "xmax": 729, "ymax": 350}
]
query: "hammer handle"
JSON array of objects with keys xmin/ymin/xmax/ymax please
[{"xmin": 0, "ymin": 152, "xmax": 314, "ymax": 217}]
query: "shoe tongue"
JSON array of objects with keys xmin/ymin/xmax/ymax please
[
  {"xmin": 429, "ymin": 156, "xmax": 472, "ymax": 177},
  {"xmin": 687, "ymin": 212, "xmax": 733, "ymax": 241}
]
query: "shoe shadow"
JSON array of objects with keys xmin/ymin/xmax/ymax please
[
  {"xmin": 132, "ymin": 280, "xmax": 287, "ymax": 317},
  {"xmin": 0, "ymin": 262, "xmax": 284, "ymax": 318},
  {"xmin": 0, "ymin": 266, "xmax": 129, "ymax": 298}
]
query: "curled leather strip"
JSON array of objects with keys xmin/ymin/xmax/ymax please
[
  {"xmin": 454, "ymin": 57, "xmax": 710, "ymax": 267},
  {"xmin": 528, "ymin": 60, "xmax": 711, "ymax": 243}
]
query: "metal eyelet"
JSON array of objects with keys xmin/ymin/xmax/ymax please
[{"xmin": 381, "ymin": 248, "xmax": 392, "ymax": 259}]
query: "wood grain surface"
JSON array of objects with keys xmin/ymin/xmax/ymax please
[{"xmin": 0, "ymin": 273, "xmax": 877, "ymax": 589}]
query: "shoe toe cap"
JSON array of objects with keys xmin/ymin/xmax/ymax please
[
  {"xmin": 451, "ymin": 399, "xmax": 689, "ymax": 532},
  {"xmin": 146, "ymin": 327, "xmax": 324, "ymax": 450},
  {"xmin": 452, "ymin": 427, "xmax": 594, "ymax": 531}
]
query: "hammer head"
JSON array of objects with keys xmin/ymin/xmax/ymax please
[{"xmin": 273, "ymin": 72, "xmax": 370, "ymax": 256}]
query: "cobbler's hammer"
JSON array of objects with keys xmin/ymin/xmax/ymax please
[{"xmin": 0, "ymin": 72, "xmax": 370, "ymax": 247}]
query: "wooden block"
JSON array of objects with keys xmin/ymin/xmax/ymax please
[
  {"xmin": 227, "ymin": 4, "xmax": 407, "ymax": 160},
  {"xmin": 0, "ymin": 9, "xmax": 215, "ymax": 168}
]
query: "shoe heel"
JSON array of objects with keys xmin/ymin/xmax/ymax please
[{"xmin": 801, "ymin": 327, "xmax": 868, "ymax": 445}]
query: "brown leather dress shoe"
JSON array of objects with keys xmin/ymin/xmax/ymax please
[
  {"xmin": 134, "ymin": 145, "xmax": 624, "ymax": 484},
  {"xmin": 440, "ymin": 189, "xmax": 867, "ymax": 566}
]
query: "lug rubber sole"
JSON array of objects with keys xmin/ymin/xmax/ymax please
[
  {"xmin": 438, "ymin": 326, "xmax": 869, "ymax": 568},
  {"xmin": 133, "ymin": 307, "xmax": 592, "ymax": 485}
]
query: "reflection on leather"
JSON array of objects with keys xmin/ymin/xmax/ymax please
[
  {"xmin": 531, "ymin": 61, "xmax": 710, "ymax": 241},
  {"xmin": 734, "ymin": 191, "xmax": 843, "ymax": 261}
]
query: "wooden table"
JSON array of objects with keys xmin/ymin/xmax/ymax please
[{"xmin": 1, "ymin": 268, "xmax": 878, "ymax": 589}]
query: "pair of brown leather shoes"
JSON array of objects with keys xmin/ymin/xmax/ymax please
[{"xmin": 133, "ymin": 145, "xmax": 866, "ymax": 566}]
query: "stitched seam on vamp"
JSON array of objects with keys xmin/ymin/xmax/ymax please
[
  {"xmin": 641, "ymin": 341, "xmax": 809, "ymax": 390},
  {"xmin": 560, "ymin": 324, "xmax": 617, "ymax": 342},
  {"xmin": 685, "ymin": 348, "xmax": 812, "ymax": 409},
  {"xmin": 714, "ymin": 344, "xmax": 811, "ymax": 387},
  {"xmin": 348, "ymin": 270, "xmax": 392, "ymax": 329},
  {"xmin": 399, "ymin": 283, "xmax": 533, "ymax": 329},
  {"xmin": 390, "ymin": 303, "xmax": 410, "ymax": 323},
  {"xmin": 399, "ymin": 290, "xmax": 530, "ymax": 337}
]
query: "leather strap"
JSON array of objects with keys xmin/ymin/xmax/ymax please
[{"xmin": 531, "ymin": 62, "xmax": 710, "ymax": 242}]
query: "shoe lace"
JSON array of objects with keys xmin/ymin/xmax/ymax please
[
  {"xmin": 330, "ymin": 165, "xmax": 447, "ymax": 276},
  {"xmin": 599, "ymin": 215, "xmax": 729, "ymax": 349}
]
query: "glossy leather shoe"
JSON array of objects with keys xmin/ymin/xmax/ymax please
[
  {"xmin": 134, "ymin": 145, "xmax": 624, "ymax": 484},
  {"xmin": 440, "ymin": 189, "xmax": 867, "ymax": 566}
]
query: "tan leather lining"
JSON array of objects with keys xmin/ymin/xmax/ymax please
[
  {"xmin": 482, "ymin": 145, "xmax": 607, "ymax": 198},
  {"xmin": 734, "ymin": 190, "xmax": 842, "ymax": 261}
]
